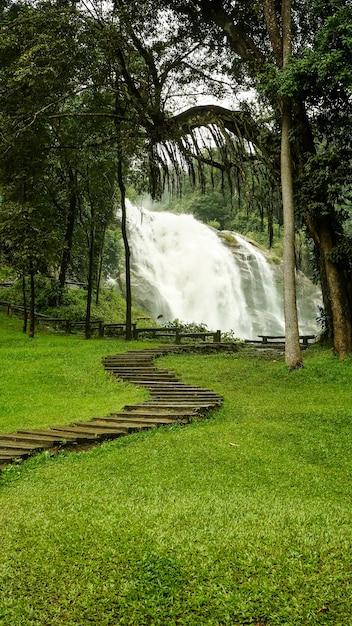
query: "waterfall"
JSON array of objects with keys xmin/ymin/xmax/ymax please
[{"xmin": 115, "ymin": 202, "xmax": 321, "ymax": 339}]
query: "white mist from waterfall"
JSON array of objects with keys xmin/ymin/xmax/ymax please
[{"xmin": 118, "ymin": 202, "xmax": 320, "ymax": 339}]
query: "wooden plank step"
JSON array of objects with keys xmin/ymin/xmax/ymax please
[
  {"xmin": 121, "ymin": 373, "xmax": 177, "ymax": 378},
  {"xmin": 106, "ymin": 363, "xmax": 171, "ymax": 368},
  {"xmin": 132, "ymin": 381, "xmax": 203, "ymax": 388},
  {"xmin": 104, "ymin": 355, "xmax": 154, "ymax": 360},
  {"xmin": 148, "ymin": 395, "xmax": 221, "ymax": 406},
  {"xmin": 0, "ymin": 449, "xmax": 31, "ymax": 458},
  {"xmin": 102, "ymin": 412, "xmax": 183, "ymax": 421},
  {"xmin": 18, "ymin": 428, "xmax": 109, "ymax": 441},
  {"xmin": 50, "ymin": 425, "xmax": 128, "ymax": 437},
  {"xmin": 142, "ymin": 396, "xmax": 222, "ymax": 402},
  {"xmin": 148, "ymin": 395, "xmax": 222, "ymax": 401},
  {"xmin": 112, "ymin": 364, "xmax": 158, "ymax": 368},
  {"xmin": 145, "ymin": 387, "xmax": 219, "ymax": 394},
  {"xmin": 117, "ymin": 373, "xmax": 177, "ymax": 379},
  {"xmin": 104, "ymin": 356, "xmax": 155, "ymax": 362},
  {"xmin": 147, "ymin": 397, "xmax": 220, "ymax": 403},
  {"xmin": 145, "ymin": 384, "xmax": 219, "ymax": 397},
  {"xmin": 107, "ymin": 371, "xmax": 174, "ymax": 377},
  {"xmin": 75, "ymin": 416, "xmax": 155, "ymax": 431},
  {"xmin": 117, "ymin": 373, "xmax": 178, "ymax": 379},
  {"xmin": 17, "ymin": 429, "xmax": 79, "ymax": 441},
  {"xmin": 93, "ymin": 416, "xmax": 181, "ymax": 426},
  {"xmin": 74, "ymin": 420, "xmax": 155, "ymax": 431},
  {"xmin": 0, "ymin": 433, "xmax": 62, "ymax": 445},
  {"xmin": 105, "ymin": 355, "xmax": 156, "ymax": 360},
  {"xmin": 147, "ymin": 402, "xmax": 220, "ymax": 409},
  {"xmin": 0, "ymin": 441, "xmax": 46, "ymax": 451},
  {"xmin": 123, "ymin": 403, "xmax": 204, "ymax": 412},
  {"xmin": 121, "ymin": 379, "xmax": 179, "ymax": 384},
  {"xmin": 127, "ymin": 402, "xmax": 217, "ymax": 409},
  {"xmin": 108, "ymin": 413, "xmax": 188, "ymax": 423},
  {"xmin": 106, "ymin": 364, "xmax": 157, "ymax": 368},
  {"xmin": 110, "ymin": 409, "xmax": 197, "ymax": 417}
]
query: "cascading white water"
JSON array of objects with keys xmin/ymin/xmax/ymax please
[{"xmin": 116, "ymin": 202, "xmax": 321, "ymax": 339}]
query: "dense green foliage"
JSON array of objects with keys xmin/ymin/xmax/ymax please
[
  {"xmin": 0, "ymin": 276, "xmax": 150, "ymax": 325},
  {"xmin": 0, "ymin": 0, "xmax": 351, "ymax": 354},
  {"xmin": 1, "ymin": 318, "xmax": 352, "ymax": 624}
]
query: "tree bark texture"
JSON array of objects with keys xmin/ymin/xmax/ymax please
[
  {"xmin": 281, "ymin": 98, "xmax": 302, "ymax": 368},
  {"xmin": 280, "ymin": 0, "xmax": 302, "ymax": 368},
  {"xmin": 307, "ymin": 214, "xmax": 352, "ymax": 357}
]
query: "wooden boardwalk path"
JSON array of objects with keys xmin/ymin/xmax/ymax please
[{"xmin": 0, "ymin": 343, "xmax": 237, "ymax": 469}]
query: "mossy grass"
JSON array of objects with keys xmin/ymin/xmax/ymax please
[{"xmin": 1, "ymin": 319, "xmax": 352, "ymax": 625}]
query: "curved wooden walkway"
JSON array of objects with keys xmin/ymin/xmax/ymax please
[{"xmin": 0, "ymin": 343, "xmax": 237, "ymax": 469}]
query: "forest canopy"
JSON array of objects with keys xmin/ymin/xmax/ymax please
[{"xmin": 0, "ymin": 0, "xmax": 351, "ymax": 359}]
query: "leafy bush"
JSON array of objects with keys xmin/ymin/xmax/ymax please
[
  {"xmin": 165, "ymin": 319, "xmax": 209, "ymax": 332},
  {"xmin": 0, "ymin": 272, "xmax": 148, "ymax": 324}
]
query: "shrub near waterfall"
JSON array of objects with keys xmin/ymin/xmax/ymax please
[
  {"xmin": 166, "ymin": 319, "xmax": 241, "ymax": 342},
  {"xmin": 166, "ymin": 319, "xmax": 209, "ymax": 333}
]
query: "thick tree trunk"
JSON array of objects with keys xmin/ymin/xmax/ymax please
[
  {"xmin": 281, "ymin": 0, "xmax": 302, "ymax": 369},
  {"xmin": 281, "ymin": 98, "xmax": 302, "ymax": 369},
  {"xmin": 191, "ymin": 0, "xmax": 352, "ymax": 357},
  {"xmin": 307, "ymin": 215, "xmax": 352, "ymax": 357}
]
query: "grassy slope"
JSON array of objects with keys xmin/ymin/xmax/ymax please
[
  {"xmin": 0, "ymin": 316, "xmax": 352, "ymax": 626},
  {"xmin": 0, "ymin": 314, "xmax": 149, "ymax": 433}
]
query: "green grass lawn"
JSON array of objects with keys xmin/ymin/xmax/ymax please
[
  {"xmin": 1, "ymin": 314, "xmax": 352, "ymax": 625},
  {"xmin": 0, "ymin": 314, "xmax": 149, "ymax": 433}
]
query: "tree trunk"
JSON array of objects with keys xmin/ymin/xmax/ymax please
[
  {"xmin": 189, "ymin": 0, "xmax": 352, "ymax": 357},
  {"xmin": 281, "ymin": 97, "xmax": 302, "ymax": 369},
  {"xmin": 95, "ymin": 223, "xmax": 106, "ymax": 306},
  {"xmin": 117, "ymin": 156, "xmax": 132, "ymax": 341},
  {"xmin": 307, "ymin": 214, "xmax": 352, "ymax": 357},
  {"xmin": 22, "ymin": 272, "xmax": 27, "ymax": 334},
  {"xmin": 58, "ymin": 167, "xmax": 77, "ymax": 304},
  {"xmin": 29, "ymin": 262, "xmax": 35, "ymax": 339},
  {"xmin": 85, "ymin": 218, "xmax": 95, "ymax": 340},
  {"xmin": 281, "ymin": 0, "xmax": 302, "ymax": 369}
]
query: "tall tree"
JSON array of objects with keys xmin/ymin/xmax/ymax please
[
  {"xmin": 280, "ymin": 0, "xmax": 302, "ymax": 368},
  {"xmin": 151, "ymin": 0, "xmax": 352, "ymax": 358}
]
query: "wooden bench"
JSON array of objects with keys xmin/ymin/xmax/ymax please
[
  {"xmin": 257, "ymin": 334, "xmax": 316, "ymax": 346},
  {"xmin": 133, "ymin": 326, "xmax": 221, "ymax": 344}
]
